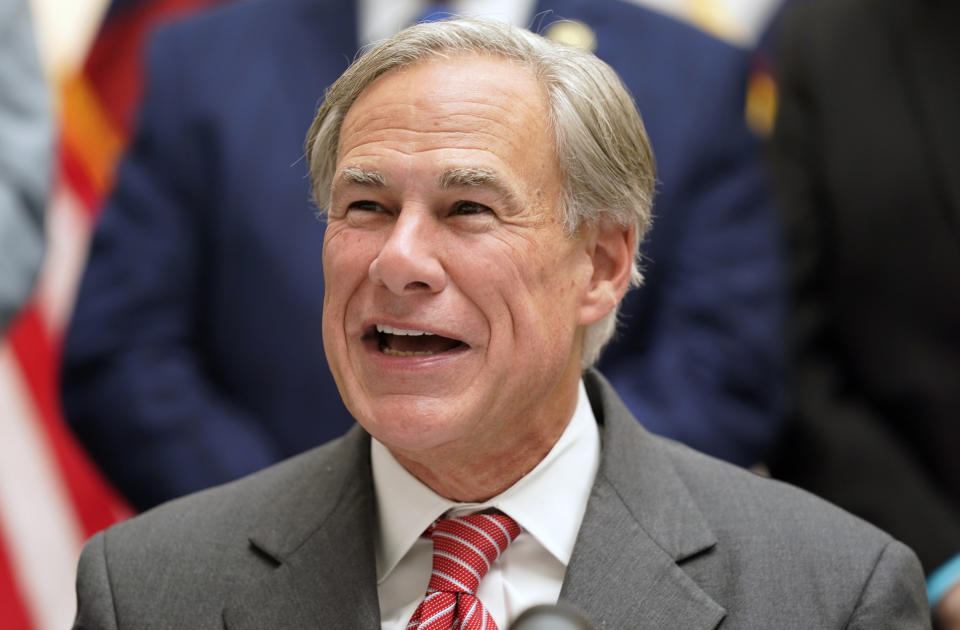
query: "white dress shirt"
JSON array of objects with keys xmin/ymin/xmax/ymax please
[
  {"xmin": 372, "ymin": 380, "xmax": 601, "ymax": 630},
  {"xmin": 359, "ymin": 0, "xmax": 536, "ymax": 45}
]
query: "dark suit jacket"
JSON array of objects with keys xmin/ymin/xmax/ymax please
[
  {"xmin": 769, "ymin": 0, "xmax": 960, "ymax": 574},
  {"xmin": 72, "ymin": 371, "xmax": 928, "ymax": 629},
  {"xmin": 62, "ymin": 0, "xmax": 785, "ymax": 511}
]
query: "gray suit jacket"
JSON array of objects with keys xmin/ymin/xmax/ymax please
[{"xmin": 73, "ymin": 371, "xmax": 930, "ymax": 629}]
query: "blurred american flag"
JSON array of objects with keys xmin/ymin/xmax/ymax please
[{"xmin": 0, "ymin": 1, "xmax": 223, "ymax": 627}]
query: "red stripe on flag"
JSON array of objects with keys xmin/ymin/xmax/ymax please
[
  {"xmin": 0, "ymin": 523, "xmax": 34, "ymax": 630},
  {"xmin": 59, "ymin": 142, "xmax": 103, "ymax": 217},
  {"xmin": 6, "ymin": 308, "xmax": 131, "ymax": 539}
]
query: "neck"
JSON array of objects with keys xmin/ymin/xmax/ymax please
[
  {"xmin": 393, "ymin": 419, "xmax": 570, "ymax": 502},
  {"xmin": 391, "ymin": 373, "xmax": 581, "ymax": 502}
]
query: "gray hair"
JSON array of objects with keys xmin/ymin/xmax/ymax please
[{"xmin": 306, "ymin": 18, "xmax": 656, "ymax": 366}]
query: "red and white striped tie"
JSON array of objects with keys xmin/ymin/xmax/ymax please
[{"xmin": 407, "ymin": 513, "xmax": 522, "ymax": 630}]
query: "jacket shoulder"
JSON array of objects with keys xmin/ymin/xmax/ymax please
[
  {"xmin": 106, "ymin": 429, "xmax": 359, "ymax": 544},
  {"xmin": 152, "ymin": 0, "xmax": 319, "ymax": 43},
  {"xmin": 75, "ymin": 429, "xmax": 370, "ymax": 626},
  {"xmin": 659, "ymin": 440, "xmax": 928, "ymax": 626},
  {"xmin": 145, "ymin": 0, "xmax": 352, "ymax": 75},
  {"xmin": 95, "ymin": 428, "xmax": 361, "ymax": 574},
  {"xmin": 664, "ymin": 438, "xmax": 893, "ymax": 551}
]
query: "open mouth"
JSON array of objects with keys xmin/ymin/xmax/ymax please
[{"xmin": 372, "ymin": 323, "xmax": 466, "ymax": 357}]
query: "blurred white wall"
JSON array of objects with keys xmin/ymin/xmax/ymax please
[{"xmin": 29, "ymin": 0, "xmax": 109, "ymax": 81}]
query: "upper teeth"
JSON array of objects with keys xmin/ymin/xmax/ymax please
[{"xmin": 376, "ymin": 324, "xmax": 434, "ymax": 336}]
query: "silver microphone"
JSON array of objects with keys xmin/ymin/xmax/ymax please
[{"xmin": 508, "ymin": 604, "xmax": 594, "ymax": 630}]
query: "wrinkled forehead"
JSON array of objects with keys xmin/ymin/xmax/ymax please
[
  {"xmin": 334, "ymin": 54, "xmax": 560, "ymax": 192},
  {"xmin": 338, "ymin": 53, "xmax": 550, "ymax": 152}
]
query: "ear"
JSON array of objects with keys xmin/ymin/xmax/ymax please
[{"xmin": 578, "ymin": 222, "xmax": 636, "ymax": 326}]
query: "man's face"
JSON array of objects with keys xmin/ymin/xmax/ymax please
[{"xmin": 322, "ymin": 55, "xmax": 602, "ymax": 466}]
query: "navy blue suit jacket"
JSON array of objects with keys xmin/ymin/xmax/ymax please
[{"xmin": 63, "ymin": 0, "xmax": 785, "ymax": 510}]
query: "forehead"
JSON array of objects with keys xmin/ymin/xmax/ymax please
[{"xmin": 336, "ymin": 54, "xmax": 556, "ymax": 177}]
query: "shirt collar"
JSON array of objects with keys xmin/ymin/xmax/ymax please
[
  {"xmin": 372, "ymin": 379, "xmax": 601, "ymax": 582},
  {"xmin": 359, "ymin": 0, "xmax": 537, "ymax": 46}
]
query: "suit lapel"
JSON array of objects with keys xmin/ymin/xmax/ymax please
[
  {"xmin": 223, "ymin": 426, "xmax": 381, "ymax": 629},
  {"xmin": 223, "ymin": 372, "xmax": 724, "ymax": 629},
  {"xmin": 887, "ymin": 0, "xmax": 960, "ymax": 249},
  {"xmin": 560, "ymin": 372, "xmax": 726, "ymax": 629}
]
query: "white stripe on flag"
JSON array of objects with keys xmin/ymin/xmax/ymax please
[
  {"xmin": 0, "ymin": 347, "xmax": 84, "ymax": 630},
  {"xmin": 35, "ymin": 183, "xmax": 94, "ymax": 333}
]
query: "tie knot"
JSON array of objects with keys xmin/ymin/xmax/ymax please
[{"xmin": 426, "ymin": 513, "xmax": 521, "ymax": 595}]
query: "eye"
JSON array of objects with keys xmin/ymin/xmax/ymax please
[
  {"xmin": 348, "ymin": 200, "xmax": 384, "ymax": 213},
  {"xmin": 450, "ymin": 200, "xmax": 492, "ymax": 216}
]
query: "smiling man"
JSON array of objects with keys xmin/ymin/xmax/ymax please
[
  {"xmin": 318, "ymin": 51, "xmax": 632, "ymax": 505},
  {"xmin": 73, "ymin": 18, "xmax": 929, "ymax": 630}
]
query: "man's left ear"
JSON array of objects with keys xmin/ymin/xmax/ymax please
[{"xmin": 578, "ymin": 222, "xmax": 636, "ymax": 326}]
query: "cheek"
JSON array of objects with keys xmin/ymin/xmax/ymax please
[
  {"xmin": 521, "ymin": 230, "xmax": 585, "ymax": 289},
  {"xmin": 527, "ymin": 245, "xmax": 592, "ymax": 333},
  {"xmin": 321, "ymin": 229, "xmax": 381, "ymax": 346},
  {"xmin": 462, "ymin": 242, "xmax": 580, "ymax": 345},
  {"xmin": 323, "ymin": 229, "xmax": 379, "ymax": 294}
]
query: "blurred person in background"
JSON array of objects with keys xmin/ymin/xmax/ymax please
[
  {"xmin": 768, "ymin": 0, "xmax": 960, "ymax": 626},
  {"xmin": 0, "ymin": 0, "xmax": 52, "ymax": 333},
  {"xmin": 62, "ymin": 0, "xmax": 786, "ymax": 512}
]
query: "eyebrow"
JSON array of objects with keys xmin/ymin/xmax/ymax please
[
  {"xmin": 338, "ymin": 166, "xmax": 386, "ymax": 188},
  {"xmin": 335, "ymin": 165, "xmax": 517, "ymax": 205},
  {"xmin": 439, "ymin": 167, "xmax": 516, "ymax": 205}
]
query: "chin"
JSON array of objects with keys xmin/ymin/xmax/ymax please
[{"xmin": 352, "ymin": 394, "xmax": 473, "ymax": 452}]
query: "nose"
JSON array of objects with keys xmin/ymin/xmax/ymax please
[{"xmin": 368, "ymin": 209, "xmax": 446, "ymax": 295}]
